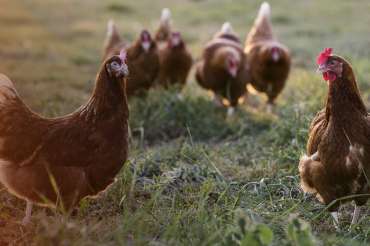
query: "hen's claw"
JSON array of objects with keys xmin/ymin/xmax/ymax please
[
  {"xmin": 21, "ymin": 201, "xmax": 33, "ymax": 226},
  {"xmin": 350, "ymin": 205, "xmax": 361, "ymax": 229}
]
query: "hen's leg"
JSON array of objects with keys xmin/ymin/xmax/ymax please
[
  {"xmin": 22, "ymin": 201, "xmax": 33, "ymax": 225},
  {"xmin": 213, "ymin": 94, "xmax": 223, "ymax": 107},
  {"xmin": 227, "ymin": 107, "xmax": 235, "ymax": 117},
  {"xmin": 266, "ymin": 88, "xmax": 277, "ymax": 113},
  {"xmin": 350, "ymin": 205, "xmax": 361, "ymax": 228},
  {"xmin": 331, "ymin": 211, "xmax": 340, "ymax": 231},
  {"xmin": 266, "ymin": 103, "xmax": 274, "ymax": 114},
  {"xmin": 128, "ymin": 124, "xmax": 132, "ymax": 142},
  {"xmin": 177, "ymin": 93, "xmax": 184, "ymax": 101}
]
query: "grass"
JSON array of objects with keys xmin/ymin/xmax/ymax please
[{"xmin": 0, "ymin": 0, "xmax": 369, "ymax": 245}]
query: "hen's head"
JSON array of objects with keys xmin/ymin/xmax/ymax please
[
  {"xmin": 317, "ymin": 48, "xmax": 367, "ymax": 115},
  {"xmin": 316, "ymin": 48, "xmax": 347, "ymax": 83},
  {"xmin": 105, "ymin": 49, "xmax": 129, "ymax": 79},
  {"xmin": 140, "ymin": 30, "xmax": 152, "ymax": 52},
  {"xmin": 169, "ymin": 32, "xmax": 184, "ymax": 48}
]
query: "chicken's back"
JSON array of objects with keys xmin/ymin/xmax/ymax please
[{"xmin": 126, "ymin": 42, "xmax": 160, "ymax": 95}]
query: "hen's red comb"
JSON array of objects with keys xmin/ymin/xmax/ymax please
[
  {"xmin": 119, "ymin": 49, "xmax": 127, "ymax": 62},
  {"xmin": 316, "ymin": 48, "xmax": 333, "ymax": 65}
]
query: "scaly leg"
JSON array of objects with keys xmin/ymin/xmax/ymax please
[
  {"xmin": 350, "ymin": 205, "xmax": 361, "ymax": 228},
  {"xmin": 22, "ymin": 201, "xmax": 33, "ymax": 225},
  {"xmin": 331, "ymin": 211, "xmax": 340, "ymax": 231}
]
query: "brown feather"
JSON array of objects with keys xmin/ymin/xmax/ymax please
[
  {"xmin": 300, "ymin": 56, "xmax": 370, "ymax": 211},
  {"xmin": 0, "ymin": 56, "xmax": 129, "ymax": 210},
  {"xmin": 125, "ymin": 36, "xmax": 160, "ymax": 95},
  {"xmin": 157, "ymin": 35, "xmax": 192, "ymax": 89},
  {"xmin": 103, "ymin": 29, "xmax": 160, "ymax": 97},
  {"xmin": 196, "ymin": 37, "xmax": 249, "ymax": 107},
  {"xmin": 244, "ymin": 3, "xmax": 291, "ymax": 104},
  {"xmin": 155, "ymin": 25, "xmax": 171, "ymax": 43}
]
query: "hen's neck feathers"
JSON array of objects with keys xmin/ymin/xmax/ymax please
[
  {"xmin": 82, "ymin": 67, "xmax": 128, "ymax": 121},
  {"xmin": 168, "ymin": 41, "xmax": 185, "ymax": 50},
  {"xmin": 325, "ymin": 64, "xmax": 367, "ymax": 123},
  {"xmin": 129, "ymin": 39, "xmax": 153, "ymax": 59}
]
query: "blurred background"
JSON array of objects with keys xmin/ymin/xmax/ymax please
[{"xmin": 1, "ymin": 0, "xmax": 370, "ymax": 115}]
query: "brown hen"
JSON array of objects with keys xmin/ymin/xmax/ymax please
[
  {"xmin": 0, "ymin": 51, "xmax": 129, "ymax": 225},
  {"xmin": 196, "ymin": 23, "xmax": 249, "ymax": 116},
  {"xmin": 157, "ymin": 32, "xmax": 192, "ymax": 91},
  {"xmin": 244, "ymin": 2, "xmax": 291, "ymax": 112},
  {"xmin": 299, "ymin": 48, "xmax": 370, "ymax": 229},
  {"xmin": 103, "ymin": 21, "xmax": 160, "ymax": 96}
]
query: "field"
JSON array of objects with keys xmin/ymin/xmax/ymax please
[{"xmin": 0, "ymin": 0, "xmax": 369, "ymax": 245}]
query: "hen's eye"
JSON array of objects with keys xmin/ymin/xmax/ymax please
[{"xmin": 111, "ymin": 61, "xmax": 120, "ymax": 69}]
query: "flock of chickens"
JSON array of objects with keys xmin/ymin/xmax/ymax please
[
  {"xmin": 103, "ymin": 3, "xmax": 290, "ymax": 115},
  {"xmin": 0, "ymin": 2, "xmax": 368, "ymax": 231}
]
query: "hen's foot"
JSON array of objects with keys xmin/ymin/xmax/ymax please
[
  {"xmin": 331, "ymin": 211, "xmax": 340, "ymax": 231},
  {"xmin": 21, "ymin": 201, "xmax": 33, "ymax": 226},
  {"xmin": 349, "ymin": 205, "xmax": 361, "ymax": 229}
]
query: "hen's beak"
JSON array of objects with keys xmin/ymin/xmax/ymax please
[
  {"xmin": 229, "ymin": 67, "xmax": 238, "ymax": 78},
  {"xmin": 272, "ymin": 51, "xmax": 280, "ymax": 62},
  {"xmin": 317, "ymin": 64, "xmax": 327, "ymax": 73},
  {"xmin": 116, "ymin": 63, "xmax": 129, "ymax": 78},
  {"xmin": 171, "ymin": 37, "xmax": 181, "ymax": 47},
  {"xmin": 142, "ymin": 41, "xmax": 151, "ymax": 52}
]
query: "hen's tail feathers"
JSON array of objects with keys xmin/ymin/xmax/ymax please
[
  {"xmin": 0, "ymin": 74, "xmax": 18, "ymax": 105},
  {"xmin": 160, "ymin": 8, "xmax": 171, "ymax": 26},
  {"xmin": 298, "ymin": 155, "xmax": 319, "ymax": 194},
  {"xmin": 220, "ymin": 22, "xmax": 233, "ymax": 34},
  {"xmin": 104, "ymin": 19, "xmax": 121, "ymax": 49},
  {"xmin": 245, "ymin": 2, "xmax": 274, "ymax": 46},
  {"xmin": 258, "ymin": 2, "xmax": 271, "ymax": 21}
]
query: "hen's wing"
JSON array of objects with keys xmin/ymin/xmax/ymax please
[
  {"xmin": 307, "ymin": 109, "xmax": 326, "ymax": 155},
  {"xmin": 34, "ymin": 121, "xmax": 99, "ymax": 167},
  {"xmin": 195, "ymin": 61, "xmax": 205, "ymax": 87},
  {"xmin": 30, "ymin": 112, "xmax": 127, "ymax": 169}
]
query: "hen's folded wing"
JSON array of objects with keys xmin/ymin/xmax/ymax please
[
  {"xmin": 32, "ymin": 116, "xmax": 125, "ymax": 168},
  {"xmin": 307, "ymin": 109, "xmax": 326, "ymax": 155}
]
